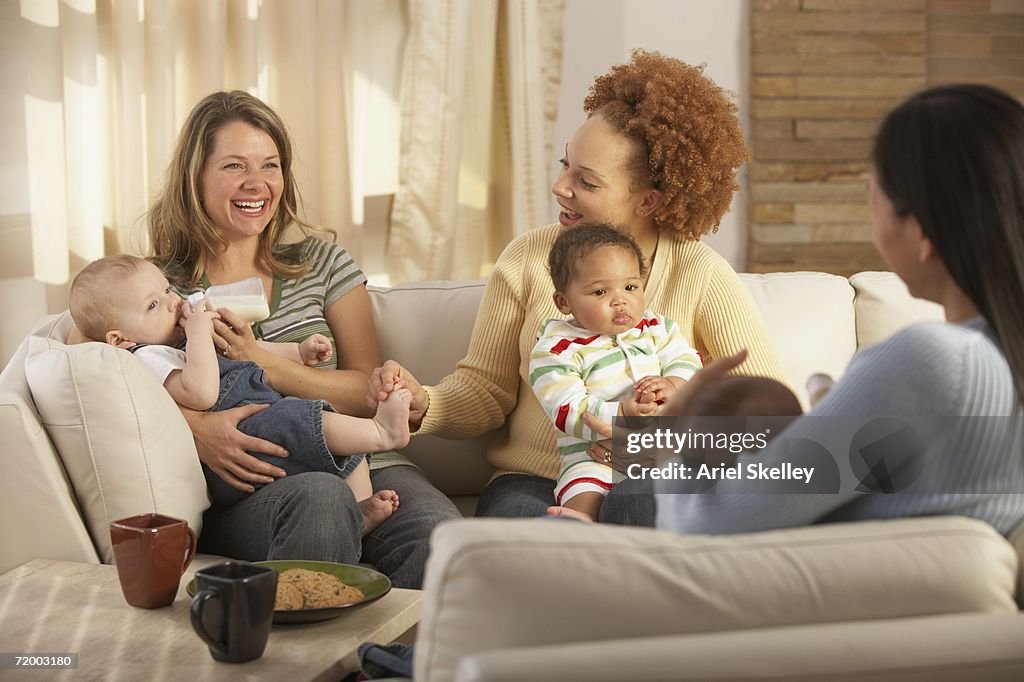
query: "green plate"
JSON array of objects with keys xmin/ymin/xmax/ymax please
[{"xmin": 187, "ymin": 560, "xmax": 391, "ymax": 624}]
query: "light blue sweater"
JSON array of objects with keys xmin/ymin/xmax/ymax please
[{"xmin": 656, "ymin": 318, "xmax": 1024, "ymax": 536}]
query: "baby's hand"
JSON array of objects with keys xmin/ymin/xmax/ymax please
[
  {"xmin": 806, "ymin": 373, "xmax": 834, "ymax": 409},
  {"xmin": 179, "ymin": 298, "xmax": 220, "ymax": 338},
  {"xmin": 621, "ymin": 395, "xmax": 659, "ymax": 417},
  {"xmin": 634, "ymin": 376, "xmax": 677, "ymax": 405},
  {"xmin": 299, "ymin": 334, "xmax": 333, "ymax": 366}
]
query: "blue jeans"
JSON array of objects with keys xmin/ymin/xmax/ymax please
[
  {"xmin": 475, "ymin": 473, "xmax": 656, "ymax": 526},
  {"xmin": 197, "ymin": 464, "xmax": 460, "ymax": 589},
  {"xmin": 206, "ymin": 357, "xmax": 364, "ymax": 508}
]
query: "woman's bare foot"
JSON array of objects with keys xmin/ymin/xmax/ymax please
[
  {"xmin": 361, "ymin": 489, "xmax": 400, "ymax": 535},
  {"xmin": 545, "ymin": 506, "xmax": 595, "ymax": 522},
  {"xmin": 373, "ymin": 388, "xmax": 412, "ymax": 449}
]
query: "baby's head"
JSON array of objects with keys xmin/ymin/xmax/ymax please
[
  {"xmin": 547, "ymin": 224, "xmax": 648, "ymax": 335},
  {"xmin": 70, "ymin": 255, "xmax": 185, "ymax": 348},
  {"xmin": 686, "ymin": 376, "xmax": 803, "ymax": 418}
]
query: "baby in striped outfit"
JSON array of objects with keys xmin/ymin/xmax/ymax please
[{"xmin": 530, "ymin": 224, "xmax": 702, "ymax": 521}]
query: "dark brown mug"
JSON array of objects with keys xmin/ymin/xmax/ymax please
[
  {"xmin": 190, "ymin": 562, "xmax": 278, "ymax": 663},
  {"xmin": 109, "ymin": 513, "xmax": 197, "ymax": 609}
]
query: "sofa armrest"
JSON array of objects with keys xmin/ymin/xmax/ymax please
[
  {"xmin": 416, "ymin": 517, "xmax": 1018, "ymax": 682},
  {"xmin": 454, "ymin": 612, "xmax": 1024, "ymax": 682},
  {"xmin": 0, "ymin": 391, "xmax": 99, "ymax": 573}
]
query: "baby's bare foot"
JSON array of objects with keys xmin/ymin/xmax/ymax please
[
  {"xmin": 545, "ymin": 506, "xmax": 596, "ymax": 522},
  {"xmin": 360, "ymin": 489, "xmax": 400, "ymax": 535},
  {"xmin": 373, "ymin": 388, "xmax": 412, "ymax": 450}
]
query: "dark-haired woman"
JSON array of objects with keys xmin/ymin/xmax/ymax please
[{"xmin": 651, "ymin": 83, "xmax": 1024, "ymax": 536}]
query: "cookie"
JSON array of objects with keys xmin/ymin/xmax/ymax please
[
  {"xmin": 274, "ymin": 581, "xmax": 305, "ymax": 610},
  {"xmin": 275, "ymin": 568, "xmax": 365, "ymax": 609},
  {"xmin": 304, "ymin": 579, "xmax": 363, "ymax": 609}
]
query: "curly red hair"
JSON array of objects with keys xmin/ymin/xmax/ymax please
[{"xmin": 584, "ymin": 50, "xmax": 749, "ymax": 238}]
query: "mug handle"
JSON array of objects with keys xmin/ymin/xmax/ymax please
[
  {"xmin": 190, "ymin": 589, "xmax": 228, "ymax": 656},
  {"xmin": 181, "ymin": 526, "xmax": 198, "ymax": 574}
]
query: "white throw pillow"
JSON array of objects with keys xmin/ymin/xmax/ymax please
[
  {"xmin": 850, "ymin": 271, "xmax": 945, "ymax": 349},
  {"xmin": 24, "ymin": 336, "xmax": 209, "ymax": 563},
  {"xmin": 740, "ymin": 272, "xmax": 858, "ymax": 409}
]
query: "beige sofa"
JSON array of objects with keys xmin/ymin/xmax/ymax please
[{"xmin": 2, "ymin": 270, "xmax": 1023, "ymax": 680}]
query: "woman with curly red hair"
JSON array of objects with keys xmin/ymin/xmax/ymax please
[{"xmin": 370, "ymin": 50, "xmax": 787, "ymax": 524}]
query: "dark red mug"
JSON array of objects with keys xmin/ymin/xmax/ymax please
[{"xmin": 109, "ymin": 513, "xmax": 197, "ymax": 609}]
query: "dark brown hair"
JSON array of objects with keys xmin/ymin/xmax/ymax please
[{"xmin": 873, "ymin": 83, "xmax": 1024, "ymax": 404}]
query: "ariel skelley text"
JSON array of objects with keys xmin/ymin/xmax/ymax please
[{"xmin": 627, "ymin": 461, "xmax": 815, "ymax": 484}]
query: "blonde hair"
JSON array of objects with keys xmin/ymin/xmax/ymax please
[
  {"xmin": 69, "ymin": 255, "xmax": 147, "ymax": 341},
  {"xmin": 148, "ymin": 90, "xmax": 334, "ymax": 287}
]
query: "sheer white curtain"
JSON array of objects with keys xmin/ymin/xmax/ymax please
[
  {"xmin": 1, "ymin": 0, "xmax": 564, "ymax": 364},
  {"xmin": 388, "ymin": 0, "xmax": 565, "ymax": 281},
  {"xmin": 1, "ymin": 0, "xmax": 370, "ymax": 364}
]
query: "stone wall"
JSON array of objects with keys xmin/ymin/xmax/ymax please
[{"xmin": 748, "ymin": 0, "xmax": 1024, "ymax": 275}]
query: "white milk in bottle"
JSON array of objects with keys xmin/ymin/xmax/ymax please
[{"xmin": 190, "ymin": 277, "xmax": 270, "ymax": 323}]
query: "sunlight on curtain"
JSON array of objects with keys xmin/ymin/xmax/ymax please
[{"xmin": 389, "ymin": 0, "xmax": 564, "ymax": 282}]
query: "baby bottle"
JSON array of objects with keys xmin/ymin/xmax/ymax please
[{"xmin": 188, "ymin": 278, "xmax": 270, "ymax": 323}]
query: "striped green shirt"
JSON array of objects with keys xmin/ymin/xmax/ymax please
[{"xmin": 248, "ymin": 237, "xmax": 365, "ymax": 369}]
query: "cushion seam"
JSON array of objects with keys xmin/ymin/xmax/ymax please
[
  {"xmin": 435, "ymin": 524, "xmax": 1004, "ymax": 557},
  {"xmin": 66, "ymin": 344, "xmax": 111, "ymax": 530},
  {"xmin": 118, "ymin": 350, "xmax": 158, "ymax": 507}
]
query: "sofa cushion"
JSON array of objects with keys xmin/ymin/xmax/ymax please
[
  {"xmin": 740, "ymin": 272, "xmax": 857, "ymax": 408},
  {"xmin": 369, "ymin": 281, "xmax": 496, "ymax": 496},
  {"xmin": 24, "ymin": 332, "xmax": 208, "ymax": 563},
  {"xmin": 453, "ymin": 612, "xmax": 1024, "ymax": 682},
  {"xmin": 417, "ymin": 516, "xmax": 1018, "ymax": 682},
  {"xmin": 850, "ymin": 271, "xmax": 945, "ymax": 348}
]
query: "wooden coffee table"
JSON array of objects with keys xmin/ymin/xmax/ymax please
[{"xmin": 0, "ymin": 559, "xmax": 421, "ymax": 680}]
